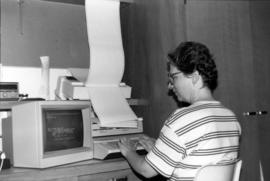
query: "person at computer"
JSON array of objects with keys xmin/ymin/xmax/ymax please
[{"xmin": 118, "ymin": 41, "xmax": 241, "ymax": 181}]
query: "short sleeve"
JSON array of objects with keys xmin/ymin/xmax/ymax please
[{"xmin": 145, "ymin": 124, "xmax": 186, "ymax": 178}]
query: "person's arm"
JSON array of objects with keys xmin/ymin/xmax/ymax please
[{"xmin": 118, "ymin": 137, "xmax": 158, "ymax": 178}]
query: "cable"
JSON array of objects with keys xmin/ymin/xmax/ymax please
[{"xmin": 0, "ymin": 152, "xmax": 6, "ymax": 172}]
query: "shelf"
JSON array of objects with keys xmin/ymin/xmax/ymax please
[
  {"xmin": 43, "ymin": 0, "xmax": 134, "ymax": 6},
  {"xmin": 0, "ymin": 99, "xmax": 148, "ymax": 112}
]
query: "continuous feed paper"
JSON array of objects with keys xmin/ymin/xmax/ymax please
[{"xmin": 85, "ymin": 0, "xmax": 137, "ymax": 127}]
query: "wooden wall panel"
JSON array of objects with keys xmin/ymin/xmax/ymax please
[
  {"xmin": 250, "ymin": 2, "xmax": 270, "ymax": 113},
  {"xmin": 186, "ymin": 1, "xmax": 257, "ymax": 115},
  {"xmin": 250, "ymin": 2, "xmax": 270, "ymax": 180},
  {"xmin": 122, "ymin": 0, "xmax": 186, "ymax": 137}
]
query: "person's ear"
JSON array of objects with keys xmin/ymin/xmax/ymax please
[{"xmin": 192, "ymin": 71, "xmax": 200, "ymax": 85}]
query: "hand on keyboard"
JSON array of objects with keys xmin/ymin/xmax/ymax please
[
  {"xmin": 118, "ymin": 137, "xmax": 139, "ymax": 157},
  {"xmin": 138, "ymin": 135, "xmax": 156, "ymax": 152}
]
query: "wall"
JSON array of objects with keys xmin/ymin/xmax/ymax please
[{"xmin": 1, "ymin": 0, "xmax": 89, "ymax": 68}]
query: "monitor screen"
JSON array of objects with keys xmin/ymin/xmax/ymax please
[{"xmin": 42, "ymin": 109, "xmax": 84, "ymax": 152}]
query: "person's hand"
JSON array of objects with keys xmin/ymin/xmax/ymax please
[
  {"xmin": 139, "ymin": 135, "xmax": 156, "ymax": 152},
  {"xmin": 118, "ymin": 137, "xmax": 137, "ymax": 157}
]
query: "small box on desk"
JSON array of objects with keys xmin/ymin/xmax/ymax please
[{"xmin": 0, "ymin": 82, "xmax": 19, "ymax": 101}]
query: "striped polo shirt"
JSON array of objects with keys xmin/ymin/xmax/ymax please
[{"xmin": 145, "ymin": 101, "xmax": 241, "ymax": 181}]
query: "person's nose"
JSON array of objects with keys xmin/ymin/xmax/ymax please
[{"xmin": 168, "ymin": 81, "xmax": 174, "ymax": 90}]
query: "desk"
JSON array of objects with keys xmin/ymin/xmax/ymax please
[
  {"xmin": 0, "ymin": 159, "xmax": 141, "ymax": 181},
  {"xmin": 0, "ymin": 101, "xmax": 18, "ymax": 112}
]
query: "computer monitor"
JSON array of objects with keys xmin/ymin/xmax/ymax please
[{"xmin": 3, "ymin": 100, "xmax": 93, "ymax": 168}]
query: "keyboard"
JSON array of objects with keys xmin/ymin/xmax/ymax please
[{"xmin": 93, "ymin": 134, "xmax": 146, "ymax": 159}]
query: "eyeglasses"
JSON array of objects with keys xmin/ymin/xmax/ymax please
[
  {"xmin": 167, "ymin": 71, "xmax": 182, "ymax": 87},
  {"xmin": 168, "ymin": 72, "xmax": 182, "ymax": 81}
]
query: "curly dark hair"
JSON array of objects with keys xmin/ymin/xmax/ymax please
[{"xmin": 167, "ymin": 41, "xmax": 218, "ymax": 92}]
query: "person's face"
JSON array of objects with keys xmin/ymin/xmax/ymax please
[{"xmin": 168, "ymin": 64, "xmax": 193, "ymax": 103}]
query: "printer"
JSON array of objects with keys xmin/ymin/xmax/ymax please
[
  {"xmin": 55, "ymin": 74, "xmax": 147, "ymax": 159},
  {"xmin": 55, "ymin": 75, "xmax": 133, "ymax": 101}
]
